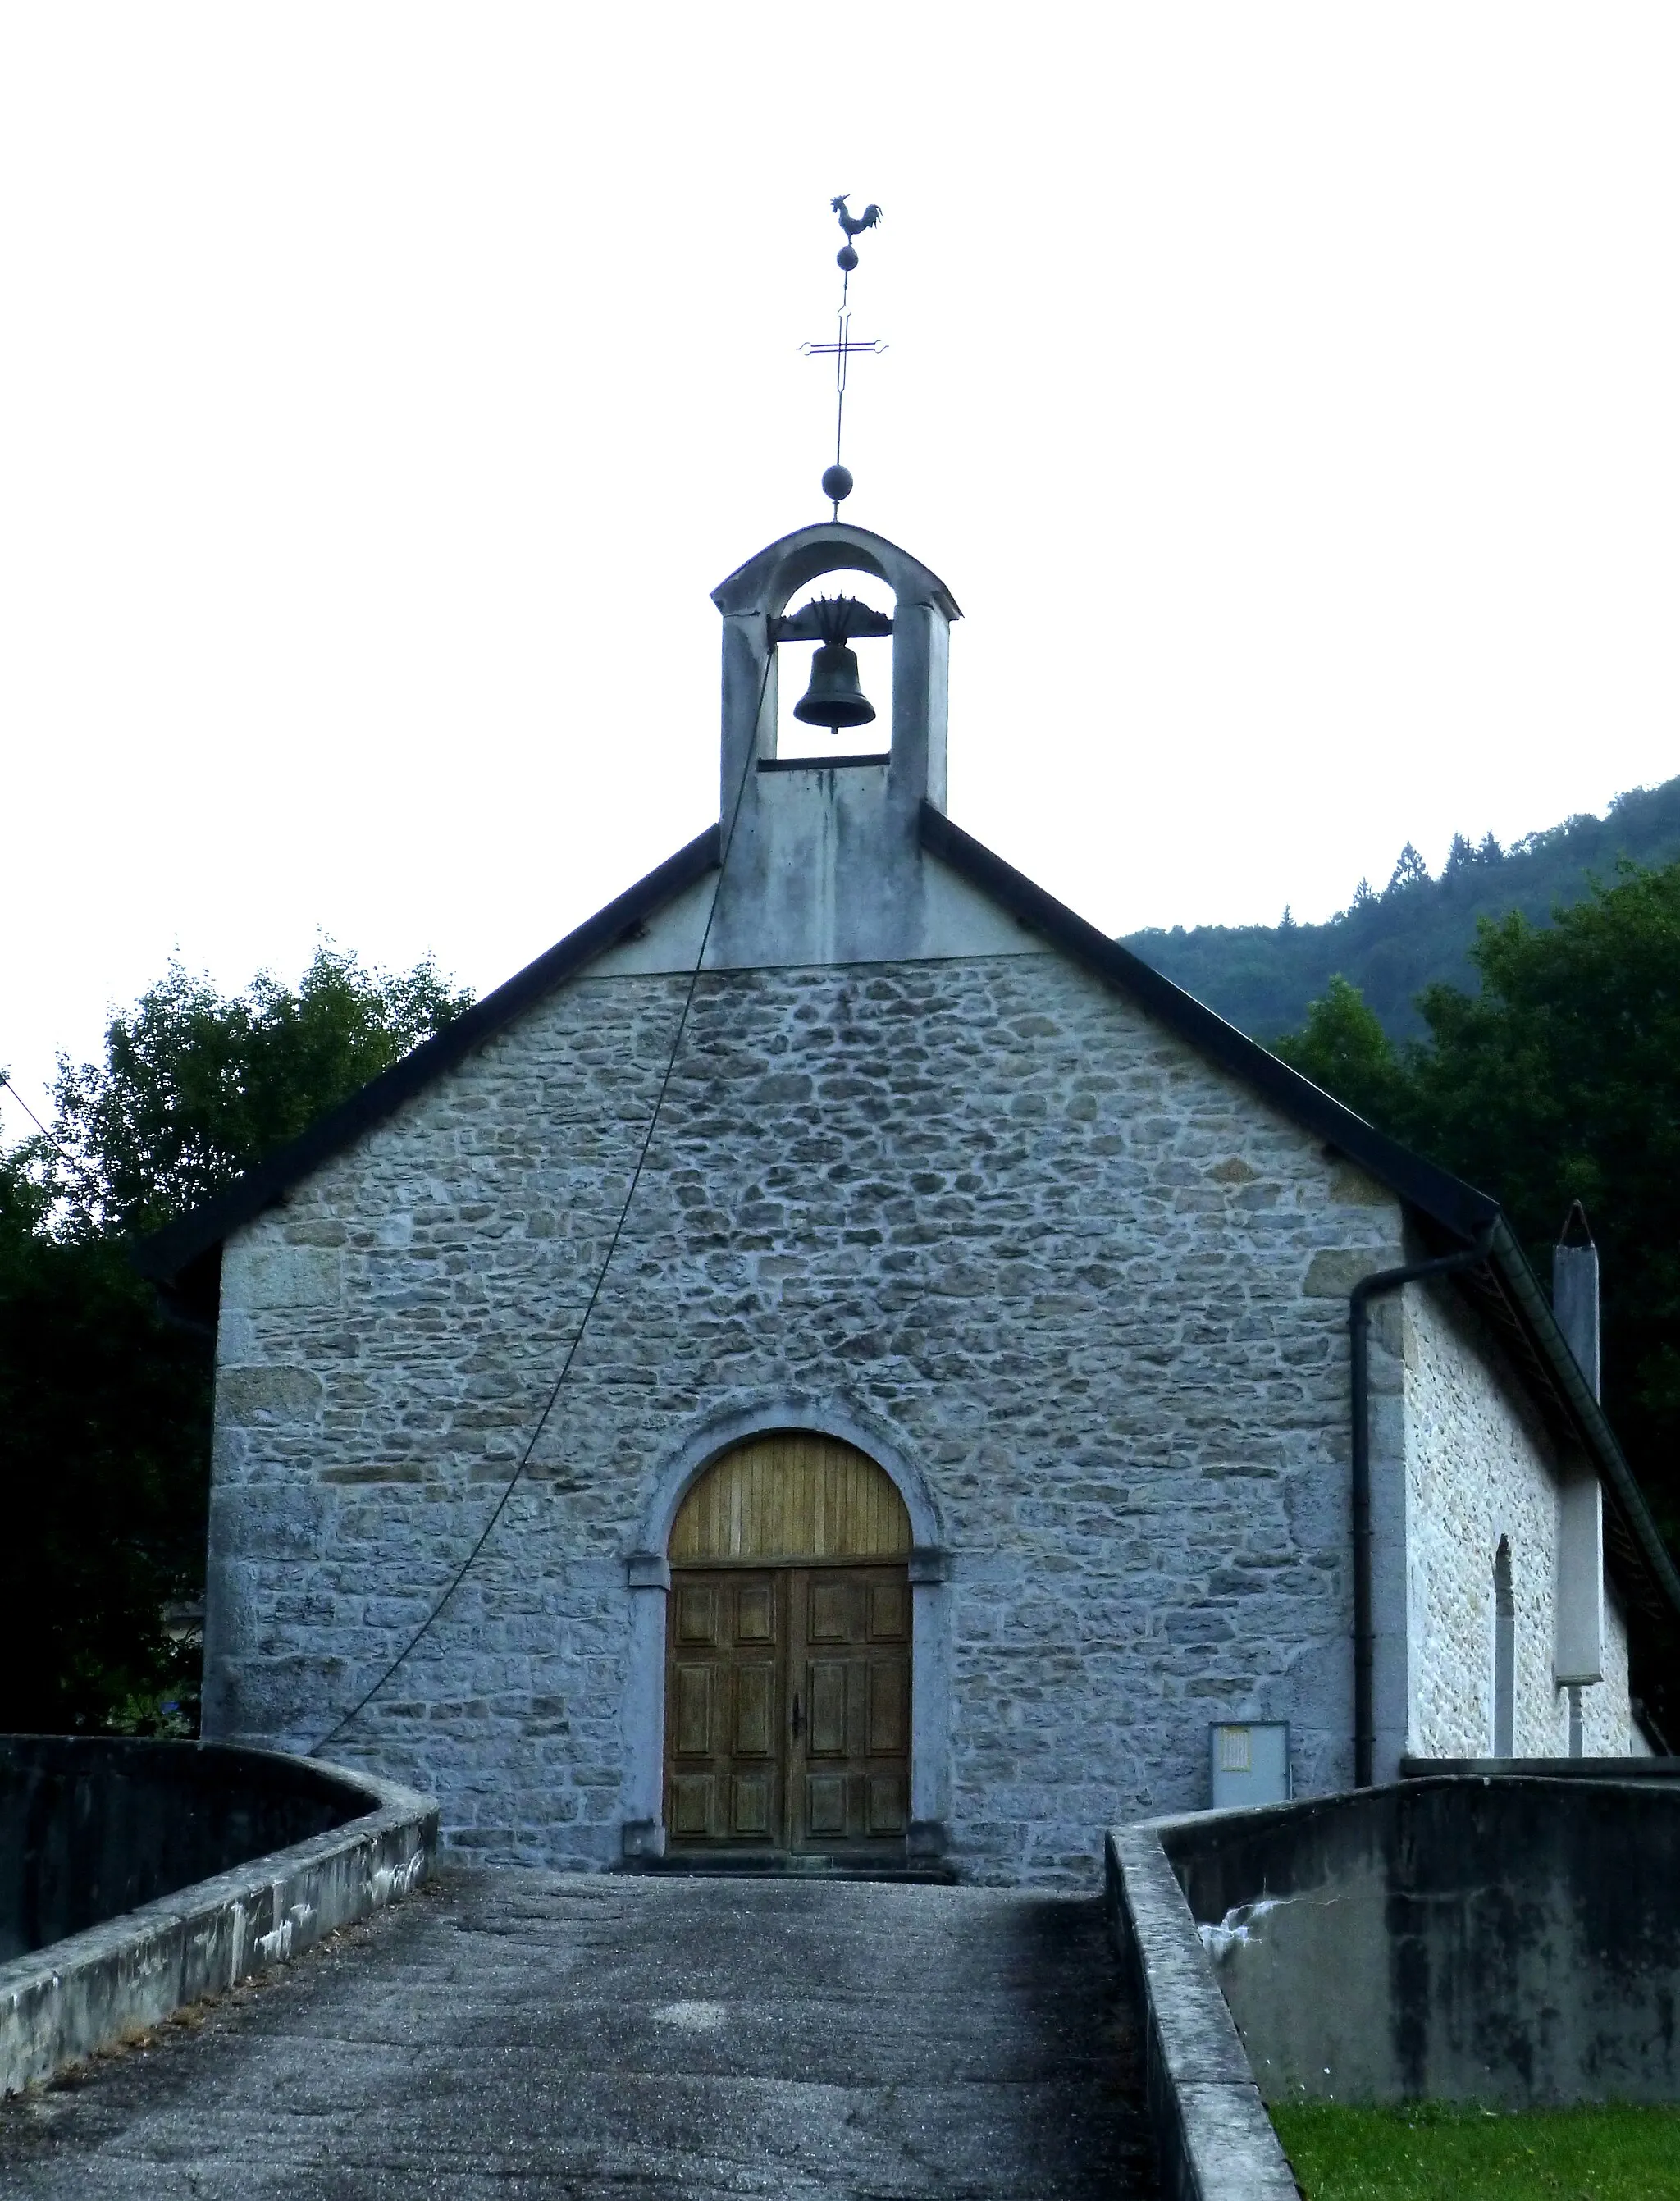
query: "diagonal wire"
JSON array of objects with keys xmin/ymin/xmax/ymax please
[
  {"xmin": 0, "ymin": 1066, "xmax": 110, "ymax": 1208},
  {"xmin": 311, "ymin": 646, "xmax": 774, "ymax": 1753},
  {"xmin": 0, "ymin": 1069, "xmax": 57, "ymax": 1145}
]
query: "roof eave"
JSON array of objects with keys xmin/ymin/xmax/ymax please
[
  {"xmin": 919, "ymin": 801, "xmax": 1497, "ymax": 1240},
  {"xmin": 1486, "ymin": 1217, "xmax": 1680, "ymax": 1616}
]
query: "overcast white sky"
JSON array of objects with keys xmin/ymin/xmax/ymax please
[{"xmin": 3, "ymin": 5, "xmax": 1678, "ymax": 1136}]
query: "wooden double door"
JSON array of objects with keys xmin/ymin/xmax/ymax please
[{"xmin": 664, "ymin": 1563, "xmax": 911, "ymax": 1855}]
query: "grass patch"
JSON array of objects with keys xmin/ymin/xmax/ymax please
[{"xmin": 1271, "ymin": 2101, "xmax": 1680, "ymax": 2199}]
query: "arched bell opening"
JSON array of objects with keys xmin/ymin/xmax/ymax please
[
  {"xmin": 712, "ymin": 521, "xmax": 961, "ymax": 828},
  {"xmin": 662, "ymin": 1432, "xmax": 914, "ymax": 1859},
  {"xmin": 773, "ymin": 569, "xmax": 896, "ymax": 763}
]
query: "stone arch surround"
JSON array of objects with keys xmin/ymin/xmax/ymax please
[{"xmin": 617, "ymin": 1394, "xmax": 952, "ymax": 1861}]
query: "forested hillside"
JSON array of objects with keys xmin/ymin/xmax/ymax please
[{"xmin": 1124, "ymin": 773, "xmax": 1680, "ymax": 1040}]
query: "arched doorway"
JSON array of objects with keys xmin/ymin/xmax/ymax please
[{"xmin": 664, "ymin": 1431, "xmax": 912, "ymax": 1859}]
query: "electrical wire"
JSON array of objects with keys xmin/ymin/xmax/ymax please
[
  {"xmin": 311, "ymin": 645, "xmax": 774, "ymax": 1754},
  {"xmin": 0, "ymin": 1067, "xmax": 110, "ymax": 1209},
  {"xmin": 0, "ymin": 1070, "xmax": 55, "ymax": 1145}
]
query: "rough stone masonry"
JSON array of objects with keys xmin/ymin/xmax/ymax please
[
  {"xmin": 205, "ymin": 943, "xmax": 1629, "ymax": 1879},
  {"xmin": 183, "ymin": 518, "xmax": 1641, "ymax": 1884}
]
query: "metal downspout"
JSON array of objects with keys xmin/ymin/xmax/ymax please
[{"xmin": 1349, "ymin": 1230, "xmax": 1495, "ymax": 1786}]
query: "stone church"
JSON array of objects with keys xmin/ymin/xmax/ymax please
[{"xmin": 144, "ymin": 521, "xmax": 1679, "ymax": 1883}]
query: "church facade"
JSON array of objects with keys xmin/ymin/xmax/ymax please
[{"xmin": 144, "ymin": 523, "xmax": 1679, "ymax": 1883}]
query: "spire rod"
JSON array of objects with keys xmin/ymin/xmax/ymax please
[{"xmin": 799, "ymin": 196, "xmax": 886, "ymax": 518}]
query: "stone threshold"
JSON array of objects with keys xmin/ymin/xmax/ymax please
[{"xmin": 621, "ymin": 1850, "xmax": 958, "ymax": 1884}]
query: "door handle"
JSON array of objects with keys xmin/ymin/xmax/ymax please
[{"xmin": 791, "ymin": 1692, "xmax": 802, "ymax": 1740}]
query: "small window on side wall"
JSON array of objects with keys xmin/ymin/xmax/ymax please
[{"xmin": 1492, "ymin": 1537, "xmax": 1516, "ymax": 1757}]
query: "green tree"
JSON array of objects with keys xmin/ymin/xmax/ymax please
[
  {"xmin": 1272, "ymin": 973, "xmax": 1407, "ymax": 1130},
  {"xmin": 1443, "ymin": 831, "xmax": 1477, "ymax": 875},
  {"xmin": 46, "ymin": 945, "xmax": 472, "ymax": 1239},
  {"xmin": 1386, "ymin": 842, "xmax": 1431, "ymax": 894},
  {"xmin": 0, "ymin": 1145, "xmax": 208, "ymax": 1730},
  {"xmin": 1274, "ymin": 866, "xmax": 1680, "ymax": 1728},
  {"xmin": 2, "ymin": 946, "xmax": 472, "ymax": 1732},
  {"xmin": 1401, "ymin": 870, "xmax": 1680, "ymax": 1537}
]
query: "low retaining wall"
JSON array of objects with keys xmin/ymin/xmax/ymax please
[
  {"xmin": 1159, "ymin": 1775, "xmax": 1680, "ymax": 2108},
  {"xmin": 1109, "ymin": 1775, "xmax": 1680, "ymax": 2194},
  {"xmin": 0, "ymin": 1737, "xmax": 384, "ymax": 1961},
  {"xmin": 0, "ymin": 1744, "xmax": 436, "ymax": 2094},
  {"xmin": 1105, "ymin": 1825, "xmax": 1299, "ymax": 2201}
]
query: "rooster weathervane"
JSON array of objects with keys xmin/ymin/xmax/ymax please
[
  {"xmin": 832, "ymin": 194, "xmax": 882, "ymax": 248},
  {"xmin": 800, "ymin": 195, "xmax": 887, "ymax": 518}
]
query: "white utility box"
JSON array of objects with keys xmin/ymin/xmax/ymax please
[{"xmin": 1209, "ymin": 1721, "xmax": 1292, "ymax": 1809}]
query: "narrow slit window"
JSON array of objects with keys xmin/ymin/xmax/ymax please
[{"xmin": 1492, "ymin": 1537, "xmax": 1516, "ymax": 1758}]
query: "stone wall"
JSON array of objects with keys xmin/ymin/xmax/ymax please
[
  {"xmin": 204, "ymin": 934, "xmax": 1600, "ymax": 1881},
  {"xmin": 1402, "ymin": 1279, "xmax": 1630, "ymax": 1759}
]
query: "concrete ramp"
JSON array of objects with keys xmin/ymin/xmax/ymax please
[{"xmin": 0, "ymin": 1873, "xmax": 1158, "ymax": 2197}]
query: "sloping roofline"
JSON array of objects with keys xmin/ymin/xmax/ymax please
[
  {"xmin": 135, "ymin": 802, "xmax": 1679, "ymax": 1617},
  {"xmin": 920, "ymin": 804, "xmax": 1680, "ymax": 1622}
]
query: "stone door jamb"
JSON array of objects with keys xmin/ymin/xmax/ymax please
[{"xmin": 619, "ymin": 1396, "xmax": 951, "ymax": 1861}]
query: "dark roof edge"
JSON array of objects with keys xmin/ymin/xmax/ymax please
[
  {"xmin": 135, "ymin": 825, "xmax": 722, "ymax": 1284},
  {"xmin": 920, "ymin": 801, "xmax": 1680, "ymax": 1619},
  {"xmin": 920, "ymin": 803, "xmax": 1500, "ymax": 1240}
]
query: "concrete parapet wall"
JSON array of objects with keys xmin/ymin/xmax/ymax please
[
  {"xmin": 1160, "ymin": 1774, "xmax": 1680, "ymax": 2107},
  {"xmin": 0, "ymin": 1735, "xmax": 381, "ymax": 1961},
  {"xmin": 1105, "ymin": 1825, "xmax": 1299, "ymax": 2201},
  {"xmin": 0, "ymin": 1744, "xmax": 436, "ymax": 2095}
]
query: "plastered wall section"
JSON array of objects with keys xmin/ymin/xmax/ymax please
[
  {"xmin": 1401, "ymin": 1277, "xmax": 1631, "ymax": 1759},
  {"xmin": 207, "ymin": 947, "xmax": 1425, "ymax": 1883}
]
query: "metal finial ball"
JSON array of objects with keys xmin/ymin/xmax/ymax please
[
  {"xmin": 836, "ymin": 244, "xmax": 859, "ymax": 272},
  {"xmin": 821, "ymin": 464, "xmax": 854, "ymax": 505}
]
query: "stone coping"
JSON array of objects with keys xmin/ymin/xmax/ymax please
[
  {"xmin": 0, "ymin": 1754, "xmax": 436, "ymax": 2096},
  {"xmin": 1400, "ymin": 1754, "xmax": 1680, "ymax": 1778},
  {"xmin": 1106, "ymin": 1819, "xmax": 1298, "ymax": 2201}
]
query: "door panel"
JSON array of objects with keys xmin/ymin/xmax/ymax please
[
  {"xmin": 806, "ymin": 1661, "xmax": 850, "ymax": 1756},
  {"xmin": 674, "ymin": 1582, "xmax": 719, "ymax": 1644},
  {"xmin": 734, "ymin": 1664, "xmax": 774, "ymax": 1756},
  {"xmin": 673, "ymin": 1664, "xmax": 713, "ymax": 1756},
  {"xmin": 669, "ymin": 1774, "xmax": 714, "ymax": 1838},
  {"xmin": 867, "ymin": 1769, "xmax": 906, "ymax": 1836},
  {"xmin": 866, "ymin": 1659, "xmax": 908, "ymax": 1756},
  {"xmin": 664, "ymin": 1569, "xmax": 783, "ymax": 1847},
  {"xmin": 804, "ymin": 1773, "xmax": 849, "ymax": 1838},
  {"xmin": 736, "ymin": 1582, "xmax": 774, "ymax": 1642},
  {"xmin": 731, "ymin": 1773, "xmax": 773, "ymax": 1838},
  {"xmin": 788, "ymin": 1564, "xmax": 913, "ymax": 1853},
  {"xmin": 665, "ymin": 1560, "xmax": 911, "ymax": 1854},
  {"xmin": 868, "ymin": 1578, "xmax": 909, "ymax": 1640},
  {"xmin": 808, "ymin": 1578, "xmax": 850, "ymax": 1641}
]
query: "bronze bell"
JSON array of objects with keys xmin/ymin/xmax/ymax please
[{"xmin": 792, "ymin": 642, "xmax": 876, "ymax": 733}]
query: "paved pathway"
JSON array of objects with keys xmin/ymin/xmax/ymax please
[{"xmin": 0, "ymin": 1872, "xmax": 1160, "ymax": 2199}]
